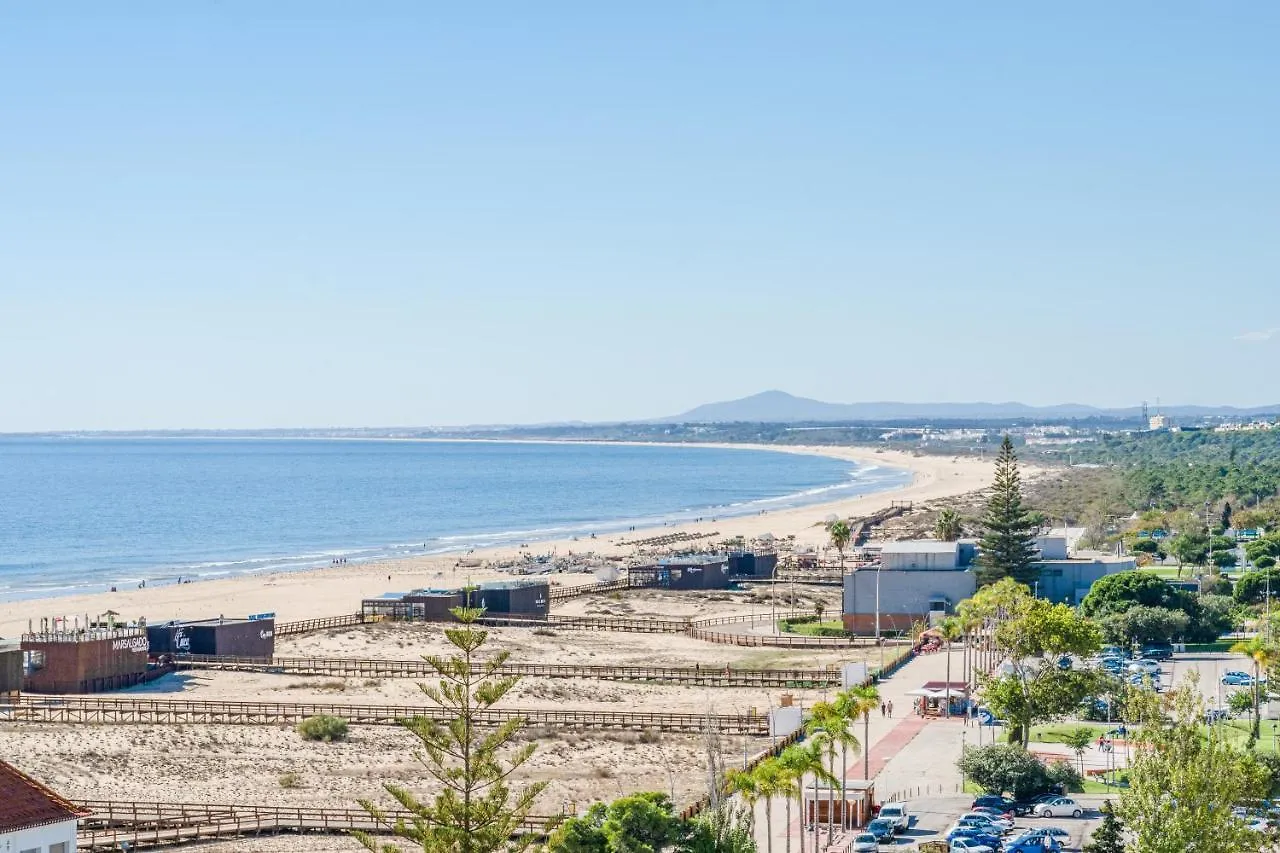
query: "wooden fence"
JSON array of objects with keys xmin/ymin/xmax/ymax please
[
  {"xmin": 5, "ymin": 695, "xmax": 769, "ymax": 734},
  {"xmin": 77, "ymin": 799, "xmax": 558, "ymax": 850},
  {"xmin": 175, "ymin": 654, "xmax": 841, "ymax": 687}
]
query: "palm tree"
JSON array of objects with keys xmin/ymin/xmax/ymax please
[
  {"xmin": 938, "ymin": 616, "xmax": 965, "ymax": 718},
  {"xmin": 779, "ymin": 742, "xmax": 832, "ymax": 853},
  {"xmin": 837, "ymin": 684, "xmax": 880, "ymax": 787},
  {"xmin": 1229, "ymin": 636, "xmax": 1280, "ymax": 740},
  {"xmin": 826, "ymin": 519, "xmax": 852, "ymax": 572},
  {"xmin": 806, "ymin": 705, "xmax": 855, "ymax": 845},
  {"xmin": 771, "ymin": 750, "xmax": 803, "ymax": 853},
  {"xmin": 751, "ymin": 758, "xmax": 788, "ymax": 853},
  {"xmin": 726, "ymin": 767, "xmax": 761, "ymax": 850},
  {"xmin": 935, "ymin": 508, "xmax": 963, "ymax": 541}
]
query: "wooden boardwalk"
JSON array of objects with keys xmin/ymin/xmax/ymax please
[
  {"xmin": 277, "ymin": 609, "xmax": 882, "ymax": 649},
  {"xmin": 77, "ymin": 800, "xmax": 558, "ymax": 850},
  {"xmin": 175, "ymin": 654, "xmax": 841, "ymax": 687},
  {"xmin": 5, "ymin": 696, "xmax": 769, "ymax": 734}
]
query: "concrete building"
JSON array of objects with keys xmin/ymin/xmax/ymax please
[
  {"xmin": 1033, "ymin": 556, "xmax": 1135, "ymax": 604},
  {"xmin": 842, "ymin": 538, "xmax": 1136, "ymax": 634},
  {"xmin": 0, "ymin": 758, "xmax": 86, "ymax": 853}
]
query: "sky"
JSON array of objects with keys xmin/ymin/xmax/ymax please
[{"xmin": 3, "ymin": 2, "xmax": 1279, "ymax": 431}]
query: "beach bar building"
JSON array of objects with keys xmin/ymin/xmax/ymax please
[
  {"xmin": 21, "ymin": 624, "xmax": 150, "ymax": 694},
  {"xmin": 629, "ymin": 556, "xmax": 730, "ymax": 591},
  {"xmin": 476, "ymin": 580, "xmax": 549, "ymax": 617},
  {"xmin": 148, "ymin": 615, "xmax": 276, "ymax": 658}
]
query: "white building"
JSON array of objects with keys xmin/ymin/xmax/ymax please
[{"xmin": 0, "ymin": 759, "xmax": 84, "ymax": 853}]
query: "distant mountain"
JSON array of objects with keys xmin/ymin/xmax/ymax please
[{"xmin": 660, "ymin": 390, "xmax": 1280, "ymax": 423}]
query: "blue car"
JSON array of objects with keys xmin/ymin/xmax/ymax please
[
  {"xmin": 1222, "ymin": 671, "xmax": 1257, "ymax": 686},
  {"xmin": 946, "ymin": 826, "xmax": 1002, "ymax": 847}
]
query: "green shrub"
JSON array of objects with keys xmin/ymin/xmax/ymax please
[
  {"xmin": 296, "ymin": 715, "xmax": 349, "ymax": 742},
  {"xmin": 278, "ymin": 771, "xmax": 302, "ymax": 788}
]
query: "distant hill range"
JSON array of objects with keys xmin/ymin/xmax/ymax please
[{"xmin": 660, "ymin": 390, "xmax": 1280, "ymax": 424}]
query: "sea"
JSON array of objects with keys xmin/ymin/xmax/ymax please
[{"xmin": 0, "ymin": 437, "xmax": 910, "ymax": 602}]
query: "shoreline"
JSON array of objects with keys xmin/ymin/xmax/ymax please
[{"xmin": 0, "ymin": 443, "xmax": 996, "ymax": 637}]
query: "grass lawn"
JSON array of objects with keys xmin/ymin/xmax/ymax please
[
  {"xmin": 1025, "ymin": 722, "xmax": 1114, "ymax": 744},
  {"xmin": 778, "ymin": 619, "xmax": 850, "ymax": 637}
]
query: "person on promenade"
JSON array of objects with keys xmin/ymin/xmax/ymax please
[{"xmin": 887, "ymin": 700, "xmax": 894, "ymax": 718}]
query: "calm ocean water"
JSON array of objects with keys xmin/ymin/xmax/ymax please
[{"xmin": 0, "ymin": 438, "xmax": 909, "ymax": 601}]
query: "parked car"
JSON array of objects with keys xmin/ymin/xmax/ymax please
[
  {"xmin": 971, "ymin": 795, "xmax": 1021, "ymax": 814},
  {"xmin": 1004, "ymin": 835, "xmax": 1061, "ymax": 852},
  {"xmin": 1128, "ymin": 659, "xmax": 1162, "ymax": 675},
  {"xmin": 972, "ymin": 805, "xmax": 1014, "ymax": 820},
  {"xmin": 867, "ymin": 818, "xmax": 898, "ymax": 842},
  {"xmin": 851, "ymin": 832, "xmax": 879, "ymax": 852},
  {"xmin": 1141, "ymin": 643, "xmax": 1174, "ymax": 660},
  {"xmin": 945, "ymin": 825, "xmax": 1003, "ymax": 848},
  {"xmin": 1018, "ymin": 826, "xmax": 1070, "ymax": 840},
  {"xmin": 1031, "ymin": 797, "xmax": 1084, "ymax": 818},
  {"xmin": 878, "ymin": 801, "xmax": 910, "ymax": 831},
  {"xmin": 958, "ymin": 811, "xmax": 1014, "ymax": 831},
  {"xmin": 1222, "ymin": 671, "xmax": 1257, "ymax": 686},
  {"xmin": 950, "ymin": 839, "xmax": 995, "ymax": 853}
]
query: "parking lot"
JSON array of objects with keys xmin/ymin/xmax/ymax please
[{"xmin": 867, "ymin": 794, "xmax": 1106, "ymax": 850}]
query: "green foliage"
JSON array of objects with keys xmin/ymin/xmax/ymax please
[
  {"xmin": 1168, "ymin": 532, "xmax": 1209, "ymax": 568},
  {"xmin": 1082, "ymin": 800, "xmax": 1125, "ymax": 853},
  {"xmin": 675, "ymin": 801, "xmax": 757, "ymax": 853},
  {"xmin": 1256, "ymin": 555, "xmax": 1278, "ymax": 570},
  {"xmin": 958, "ymin": 744, "xmax": 1060, "ymax": 800},
  {"xmin": 825, "ymin": 519, "xmax": 852, "ymax": 562},
  {"xmin": 976, "ymin": 436, "xmax": 1041, "ymax": 587},
  {"xmin": 1228, "ymin": 690, "xmax": 1256, "ymax": 716},
  {"xmin": 1130, "ymin": 539, "xmax": 1162, "ymax": 555},
  {"xmin": 1081, "ymin": 572, "xmax": 1186, "ymax": 618},
  {"xmin": 296, "ymin": 715, "xmax": 349, "ymax": 742},
  {"xmin": 1236, "ymin": 569, "xmax": 1280, "ymax": 604},
  {"xmin": 981, "ymin": 667, "xmax": 1105, "ymax": 748},
  {"xmin": 1212, "ymin": 550, "xmax": 1238, "ymax": 569},
  {"xmin": 356, "ymin": 607, "xmax": 547, "ymax": 853},
  {"xmin": 1099, "ymin": 605, "xmax": 1190, "ymax": 645},
  {"xmin": 1043, "ymin": 758, "xmax": 1083, "ymax": 794},
  {"xmin": 549, "ymin": 793, "xmax": 682, "ymax": 853},
  {"xmin": 1118, "ymin": 674, "xmax": 1270, "ymax": 853},
  {"xmin": 1245, "ymin": 536, "xmax": 1280, "ymax": 563},
  {"xmin": 935, "ymin": 508, "xmax": 963, "ymax": 542}
]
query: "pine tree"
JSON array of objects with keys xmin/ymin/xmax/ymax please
[
  {"xmin": 1082, "ymin": 800, "xmax": 1124, "ymax": 853},
  {"xmin": 356, "ymin": 606, "xmax": 547, "ymax": 853},
  {"xmin": 976, "ymin": 436, "xmax": 1040, "ymax": 587}
]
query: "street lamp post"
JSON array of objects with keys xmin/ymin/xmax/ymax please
[{"xmin": 875, "ymin": 564, "xmax": 884, "ymax": 672}]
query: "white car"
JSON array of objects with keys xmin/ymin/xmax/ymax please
[
  {"xmin": 959, "ymin": 811, "xmax": 1014, "ymax": 831},
  {"xmin": 851, "ymin": 832, "xmax": 879, "ymax": 853},
  {"xmin": 1032, "ymin": 797, "xmax": 1083, "ymax": 818},
  {"xmin": 1128, "ymin": 659, "xmax": 1162, "ymax": 675},
  {"xmin": 951, "ymin": 839, "xmax": 995, "ymax": 853}
]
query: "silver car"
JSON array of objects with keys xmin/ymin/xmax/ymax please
[{"xmin": 851, "ymin": 833, "xmax": 879, "ymax": 853}]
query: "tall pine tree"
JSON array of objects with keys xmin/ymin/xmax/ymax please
[{"xmin": 976, "ymin": 435, "xmax": 1040, "ymax": 587}]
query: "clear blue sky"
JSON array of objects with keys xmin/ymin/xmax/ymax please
[{"xmin": 3, "ymin": 3, "xmax": 1278, "ymax": 430}]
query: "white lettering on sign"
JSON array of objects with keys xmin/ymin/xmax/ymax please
[
  {"xmin": 112, "ymin": 637, "xmax": 149, "ymax": 652},
  {"xmin": 259, "ymin": 630, "xmax": 274, "ymax": 640}
]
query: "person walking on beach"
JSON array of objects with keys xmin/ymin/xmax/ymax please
[
  {"xmin": 887, "ymin": 700, "xmax": 894, "ymax": 718},
  {"xmin": 880, "ymin": 701, "xmax": 886, "ymax": 717}
]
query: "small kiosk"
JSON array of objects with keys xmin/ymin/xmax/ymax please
[
  {"xmin": 803, "ymin": 779, "xmax": 876, "ymax": 829},
  {"xmin": 906, "ymin": 680, "xmax": 970, "ymax": 717}
]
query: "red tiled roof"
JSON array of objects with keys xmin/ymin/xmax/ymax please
[{"xmin": 0, "ymin": 759, "xmax": 88, "ymax": 834}]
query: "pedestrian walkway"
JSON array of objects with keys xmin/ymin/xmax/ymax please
[{"xmin": 753, "ymin": 643, "xmax": 974, "ymax": 853}]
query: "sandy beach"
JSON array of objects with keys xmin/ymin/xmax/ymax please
[{"xmin": 0, "ymin": 444, "xmax": 995, "ymax": 637}]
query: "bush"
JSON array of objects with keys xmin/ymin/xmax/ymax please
[
  {"xmin": 1044, "ymin": 759, "xmax": 1084, "ymax": 793},
  {"xmin": 296, "ymin": 715, "xmax": 349, "ymax": 742},
  {"xmin": 278, "ymin": 771, "xmax": 302, "ymax": 788},
  {"xmin": 1257, "ymin": 556, "xmax": 1277, "ymax": 570}
]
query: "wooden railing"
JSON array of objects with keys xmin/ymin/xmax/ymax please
[
  {"xmin": 275, "ymin": 613, "xmax": 368, "ymax": 636},
  {"xmin": 175, "ymin": 654, "xmax": 840, "ymax": 687},
  {"xmin": 6, "ymin": 695, "xmax": 769, "ymax": 734},
  {"xmin": 77, "ymin": 799, "xmax": 558, "ymax": 850}
]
